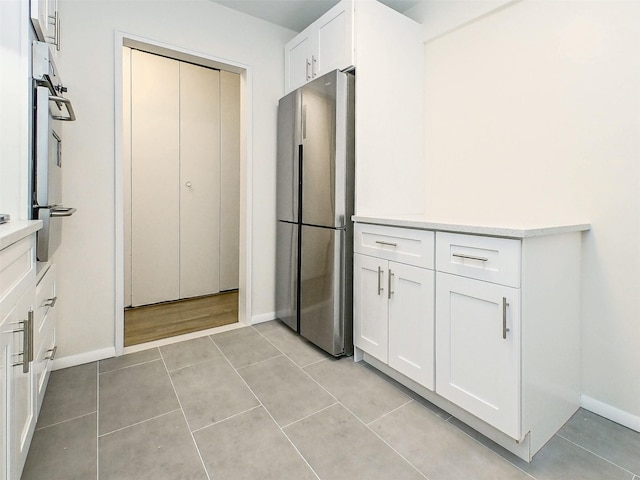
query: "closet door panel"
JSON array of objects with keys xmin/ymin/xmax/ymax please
[
  {"xmin": 179, "ymin": 63, "xmax": 220, "ymax": 298},
  {"xmin": 131, "ymin": 51, "xmax": 180, "ymax": 306},
  {"xmin": 219, "ymin": 71, "xmax": 240, "ymax": 291}
]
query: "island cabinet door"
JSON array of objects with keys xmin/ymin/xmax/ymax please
[
  {"xmin": 353, "ymin": 253, "xmax": 388, "ymax": 363},
  {"xmin": 435, "ymin": 272, "xmax": 522, "ymax": 440}
]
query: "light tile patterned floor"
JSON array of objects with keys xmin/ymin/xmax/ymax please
[{"xmin": 22, "ymin": 320, "xmax": 640, "ymax": 480}]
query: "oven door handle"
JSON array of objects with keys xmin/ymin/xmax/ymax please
[
  {"xmin": 50, "ymin": 207, "xmax": 77, "ymax": 217},
  {"xmin": 49, "ymin": 95, "xmax": 76, "ymax": 121}
]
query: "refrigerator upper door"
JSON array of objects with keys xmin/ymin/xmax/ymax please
[
  {"xmin": 299, "ymin": 224, "xmax": 352, "ymax": 356},
  {"xmin": 276, "ymin": 89, "xmax": 302, "ymax": 223},
  {"xmin": 35, "ymin": 85, "xmax": 63, "ymax": 207},
  {"xmin": 301, "ymin": 70, "xmax": 352, "ymax": 229},
  {"xmin": 275, "ymin": 221, "xmax": 299, "ymax": 332}
]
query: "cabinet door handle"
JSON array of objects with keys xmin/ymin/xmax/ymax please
[
  {"xmin": 502, "ymin": 297, "xmax": 510, "ymax": 339},
  {"xmin": 388, "ymin": 270, "xmax": 394, "ymax": 299},
  {"xmin": 45, "ymin": 345, "xmax": 58, "ymax": 361},
  {"xmin": 44, "ymin": 296, "xmax": 58, "ymax": 308},
  {"xmin": 377, "ymin": 266, "xmax": 383, "ymax": 296},
  {"xmin": 311, "ymin": 55, "xmax": 317, "ymax": 77},
  {"xmin": 452, "ymin": 252, "xmax": 488, "ymax": 262},
  {"xmin": 11, "ymin": 311, "xmax": 33, "ymax": 372},
  {"xmin": 375, "ymin": 240, "xmax": 397, "ymax": 248},
  {"xmin": 306, "ymin": 58, "xmax": 311, "ymax": 80}
]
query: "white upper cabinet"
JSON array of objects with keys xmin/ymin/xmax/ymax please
[
  {"xmin": 284, "ymin": 2, "xmax": 354, "ymax": 93},
  {"xmin": 31, "ymin": 0, "xmax": 60, "ymax": 51}
]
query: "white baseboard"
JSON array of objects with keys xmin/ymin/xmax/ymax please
[
  {"xmin": 581, "ymin": 395, "xmax": 640, "ymax": 433},
  {"xmin": 251, "ymin": 311, "xmax": 276, "ymax": 325},
  {"xmin": 52, "ymin": 347, "xmax": 116, "ymax": 371}
]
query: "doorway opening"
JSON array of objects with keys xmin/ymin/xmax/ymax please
[{"xmin": 114, "ymin": 34, "xmax": 252, "ymax": 354}]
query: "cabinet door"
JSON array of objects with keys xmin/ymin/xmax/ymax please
[
  {"xmin": 316, "ymin": 3, "xmax": 353, "ymax": 78},
  {"xmin": 9, "ymin": 286, "xmax": 36, "ymax": 480},
  {"xmin": 388, "ymin": 263, "xmax": 434, "ymax": 389},
  {"xmin": 285, "ymin": 32, "xmax": 315, "ymax": 93},
  {"xmin": 436, "ymin": 272, "xmax": 521, "ymax": 439},
  {"xmin": 353, "ymin": 254, "xmax": 388, "ymax": 362},
  {"xmin": 1, "ymin": 311, "xmax": 10, "ymax": 480}
]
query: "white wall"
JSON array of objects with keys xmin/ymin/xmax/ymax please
[
  {"xmin": 54, "ymin": 0, "xmax": 293, "ymax": 358},
  {"xmin": 0, "ymin": 0, "xmax": 30, "ymax": 220},
  {"xmin": 414, "ymin": 1, "xmax": 640, "ymax": 421}
]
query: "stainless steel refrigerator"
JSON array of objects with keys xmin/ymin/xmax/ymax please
[{"xmin": 275, "ymin": 69, "xmax": 355, "ymax": 356}]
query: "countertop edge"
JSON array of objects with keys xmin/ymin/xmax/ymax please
[
  {"xmin": 352, "ymin": 216, "xmax": 591, "ymax": 239},
  {"xmin": 0, "ymin": 220, "xmax": 43, "ymax": 250}
]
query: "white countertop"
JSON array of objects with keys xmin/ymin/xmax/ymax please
[
  {"xmin": 352, "ymin": 215, "xmax": 591, "ymax": 239},
  {"xmin": 0, "ymin": 220, "xmax": 43, "ymax": 250}
]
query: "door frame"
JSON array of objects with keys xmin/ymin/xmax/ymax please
[{"xmin": 113, "ymin": 32, "xmax": 253, "ymax": 355}]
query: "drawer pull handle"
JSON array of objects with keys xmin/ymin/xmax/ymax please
[
  {"xmin": 45, "ymin": 346, "xmax": 58, "ymax": 361},
  {"xmin": 452, "ymin": 253, "xmax": 489, "ymax": 262},
  {"xmin": 44, "ymin": 296, "xmax": 58, "ymax": 308},
  {"xmin": 502, "ymin": 297, "xmax": 510, "ymax": 339},
  {"xmin": 375, "ymin": 240, "xmax": 398, "ymax": 247},
  {"xmin": 388, "ymin": 270, "xmax": 394, "ymax": 299},
  {"xmin": 377, "ymin": 266, "xmax": 384, "ymax": 296}
]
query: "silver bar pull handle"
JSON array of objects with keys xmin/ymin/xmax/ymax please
[
  {"xmin": 49, "ymin": 95, "xmax": 76, "ymax": 121},
  {"xmin": 452, "ymin": 252, "xmax": 489, "ymax": 262},
  {"xmin": 28, "ymin": 310, "xmax": 34, "ymax": 364},
  {"xmin": 377, "ymin": 266, "xmax": 383, "ymax": 296},
  {"xmin": 502, "ymin": 297, "xmax": 510, "ymax": 339},
  {"xmin": 11, "ymin": 321, "xmax": 26, "ymax": 369},
  {"xmin": 375, "ymin": 240, "xmax": 397, "ymax": 248},
  {"xmin": 305, "ymin": 58, "xmax": 311, "ymax": 80},
  {"xmin": 388, "ymin": 270, "xmax": 394, "ymax": 300},
  {"xmin": 44, "ymin": 296, "xmax": 58, "ymax": 308},
  {"xmin": 312, "ymin": 55, "xmax": 317, "ymax": 77},
  {"xmin": 45, "ymin": 346, "xmax": 58, "ymax": 361}
]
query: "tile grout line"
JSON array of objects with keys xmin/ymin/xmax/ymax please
[
  {"xmin": 158, "ymin": 348, "xmax": 213, "ymax": 480},
  {"xmin": 280, "ymin": 401, "xmax": 341, "ymax": 429},
  {"xmin": 98, "ymin": 354, "xmax": 162, "ymax": 375},
  {"xmin": 96, "ymin": 408, "xmax": 183, "ymax": 438},
  {"xmin": 35, "ymin": 410, "xmax": 97, "ymax": 432},
  {"xmin": 555, "ymin": 432, "xmax": 639, "ymax": 478},
  {"xmin": 190, "ymin": 405, "xmax": 263, "ymax": 435},
  {"xmin": 211, "ymin": 334, "xmax": 323, "ymax": 480},
  {"xmin": 365, "ymin": 398, "xmax": 413, "ymax": 427}
]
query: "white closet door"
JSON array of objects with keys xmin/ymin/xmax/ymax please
[
  {"xmin": 219, "ymin": 70, "xmax": 240, "ymax": 291},
  {"xmin": 131, "ymin": 51, "xmax": 180, "ymax": 306},
  {"xmin": 179, "ymin": 62, "xmax": 220, "ymax": 298}
]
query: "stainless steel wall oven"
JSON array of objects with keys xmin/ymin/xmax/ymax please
[{"xmin": 31, "ymin": 41, "xmax": 76, "ymax": 261}]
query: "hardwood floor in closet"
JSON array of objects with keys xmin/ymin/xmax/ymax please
[{"xmin": 124, "ymin": 291, "xmax": 238, "ymax": 346}]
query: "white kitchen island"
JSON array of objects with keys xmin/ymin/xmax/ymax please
[{"xmin": 352, "ymin": 215, "xmax": 590, "ymax": 462}]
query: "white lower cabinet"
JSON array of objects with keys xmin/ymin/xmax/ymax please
[
  {"xmin": 1, "ymin": 229, "xmax": 57, "ymax": 480},
  {"xmin": 435, "ymin": 272, "xmax": 520, "ymax": 440},
  {"xmin": 354, "ymin": 254, "xmax": 434, "ymax": 389},
  {"xmin": 353, "ymin": 221, "xmax": 586, "ymax": 461},
  {"xmin": 353, "ymin": 224, "xmax": 435, "ymax": 390}
]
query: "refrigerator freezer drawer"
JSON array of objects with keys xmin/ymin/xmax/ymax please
[
  {"xmin": 299, "ymin": 225, "xmax": 352, "ymax": 356},
  {"xmin": 275, "ymin": 221, "xmax": 299, "ymax": 332}
]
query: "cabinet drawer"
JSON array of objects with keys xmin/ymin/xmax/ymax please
[
  {"xmin": 35, "ymin": 264, "xmax": 56, "ymax": 334},
  {"xmin": 436, "ymin": 232, "xmax": 520, "ymax": 288},
  {"xmin": 34, "ymin": 324, "xmax": 56, "ymax": 415},
  {"xmin": 354, "ymin": 223, "xmax": 434, "ymax": 269},
  {"xmin": 0, "ymin": 235, "xmax": 36, "ymax": 303}
]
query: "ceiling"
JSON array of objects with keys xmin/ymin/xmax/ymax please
[{"xmin": 211, "ymin": 0, "xmax": 418, "ymax": 32}]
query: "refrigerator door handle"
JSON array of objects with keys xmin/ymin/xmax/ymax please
[
  {"xmin": 302, "ymin": 104, "xmax": 307, "ymax": 139},
  {"xmin": 50, "ymin": 206, "xmax": 77, "ymax": 217}
]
